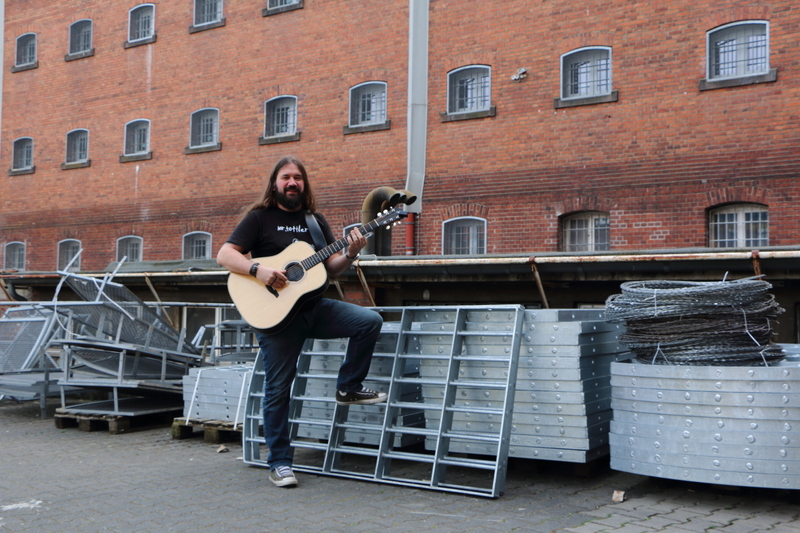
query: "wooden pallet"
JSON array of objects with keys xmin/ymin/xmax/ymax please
[
  {"xmin": 171, "ymin": 417, "xmax": 244, "ymax": 444},
  {"xmin": 55, "ymin": 407, "xmax": 181, "ymax": 435}
]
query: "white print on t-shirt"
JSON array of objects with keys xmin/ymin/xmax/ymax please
[{"xmin": 277, "ymin": 225, "xmax": 308, "ymax": 233}]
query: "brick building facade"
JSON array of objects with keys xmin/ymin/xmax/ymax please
[{"xmin": 2, "ymin": 1, "xmax": 799, "ymax": 340}]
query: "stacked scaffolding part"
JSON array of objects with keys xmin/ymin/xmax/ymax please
[{"xmin": 421, "ymin": 308, "xmax": 632, "ymax": 463}]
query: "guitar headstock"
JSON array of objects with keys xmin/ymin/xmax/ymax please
[{"xmin": 375, "ymin": 207, "xmax": 408, "ymax": 230}]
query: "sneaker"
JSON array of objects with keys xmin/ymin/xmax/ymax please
[
  {"xmin": 269, "ymin": 465, "xmax": 298, "ymax": 487},
  {"xmin": 336, "ymin": 386, "xmax": 388, "ymax": 405}
]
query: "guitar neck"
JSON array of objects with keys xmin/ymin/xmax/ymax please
[{"xmin": 300, "ymin": 220, "xmax": 379, "ymax": 270}]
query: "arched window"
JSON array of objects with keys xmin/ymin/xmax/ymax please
[
  {"xmin": 15, "ymin": 33, "xmax": 37, "ymax": 67},
  {"xmin": 707, "ymin": 21, "xmax": 769, "ymax": 80},
  {"xmin": 562, "ymin": 212, "xmax": 610, "ymax": 252},
  {"xmin": 124, "ymin": 119, "xmax": 151, "ymax": 156},
  {"xmin": 190, "ymin": 108, "xmax": 220, "ymax": 148},
  {"xmin": 65, "ymin": 129, "xmax": 90, "ymax": 164},
  {"xmin": 117, "ymin": 236, "xmax": 143, "ymax": 262},
  {"xmin": 447, "ymin": 66, "xmax": 491, "ymax": 114},
  {"xmin": 442, "ymin": 217, "xmax": 486, "ymax": 255},
  {"xmin": 58, "ymin": 239, "xmax": 82, "ymax": 271},
  {"xmin": 561, "ymin": 47, "xmax": 612, "ymax": 99},
  {"xmin": 194, "ymin": 0, "xmax": 223, "ymax": 26},
  {"xmin": 69, "ymin": 20, "xmax": 93, "ymax": 55},
  {"xmin": 4, "ymin": 242, "xmax": 26, "ymax": 271},
  {"xmin": 129, "ymin": 4, "xmax": 155, "ymax": 43},
  {"xmin": 183, "ymin": 232, "xmax": 212, "ymax": 260},
  {"xmin": 265, "ymin": 96, "xmax": 297, "ymax": 137},
  {"xmin": 709, "ymin": 204, "xmax": 768, "ymax": 248},
  {"xmin": 349, "ymin": 82, "xmax": 387, "ymax": 127},
  {"xmin": 12, "ymin": 138, "xmax": 34, "ymax": 171}
]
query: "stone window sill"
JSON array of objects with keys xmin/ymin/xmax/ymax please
[
  {"xmin": 189, "ymin": 19, "xmax": 226, "ymax": 34},
  {"xmin": 61, "ymin": 160, "xmax": 91, "ymax": 170},
  {"xmin": 440, "ymin": 107, "xmax": 496, "ymax": 123},
  {"xmin": 699, "ymin": 69, "xmax": 777, "ymax": 91},
  {"xmin": 65, "ymin": 49, "xmax": 95, "ymax": 62},
  {"xmin": 554, "ymin": 91, "xmax": 619, "ymax": 109},
  {"xmin": 185, "ymin": 142, "xmax": 222, "ymax": 155},
  {"xmin": 124, "ymin": 35, "xmax": 157, "ymax": 49},
  {"xmin": 120, "ymin": 152, "xmax": 153, "ymax": 163},
  {"xmin": 259, "ymin": 132, "xmax": 301, "ymax": 145},
  {"xmin": 343, "ymin": 121, "xmax": 391, "ymax": 135}
]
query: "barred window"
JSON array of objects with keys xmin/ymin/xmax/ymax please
[
  {"xmin": 66, "ymin": 129, "xmax": 89, "ymax": 164},
  {"xmin": 708, "ymin": 22, "xmax": 769, "ymax": 80},
  {"xmin": 265, "ymin": 96, "xmax": 297, "ymax": 137},
  {"xmin": 129, "ymin": 4, "xmax": 155, "ymax": 42},
  {"xmin": 709, "ymin": 204, "xmax": 768, "ymax": 248},
  {"xmin": 443, "ymin": 217, "xmax": 486, "ymax": 255},
  {"xmin": 190, "ymin": 108, "xmax": 219, "ymax": 148},
  {"xmin": 69, "ymin": 20, "xmax": 93, "ymax": 54},
  {"xmin": 349, "ymin": 82, "xmax": 387, "ymax": 127},
  {"xmin": 117, "ymin": 236, "xmax": 143, "ymax": 262},
  {"xmin": 563, "ymin": 212, "xmax": 610, "ymax": 252},
  {"xmin": 269, "ymin": 0, "xmax": 299, "ymax": 7},
  {"xmin": 562, "ymin": 47, "xmax": 612, "ymax": 99},
  {"xmin": 195, "ymin": 0, "xmax": 223, "ymax": 26},
  {"xmin": 12, "ymin": 138, "xmax": 34, "ymax": 171},
  {"xmin": 15, "ymin": 34, "xmax": 37, "ymax": 67},
  {"xmin": 58, "ymin": 239, "xmax": 82, "ymax": 271},
  {"xmin": 183, "ymin": 232, "xmax": 212, "ymax": 260},
  {"xmin": 124, "ymin": 119, "xmax": 151, "ymax": 156},
  {"xmin": 447, "ymin": 66, "xmax": 491, "ymax": 114},
  {"xmin": 4, "ymin": 242, "xmax": 26, "ymax": 271}
]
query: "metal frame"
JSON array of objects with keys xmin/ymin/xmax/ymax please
[{"xmin": 243, "ymin": 305, "xmax": 525, "ymax": 498}]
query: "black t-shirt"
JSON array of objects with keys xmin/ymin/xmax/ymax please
[{"xmin": 226, "ymin": 207, "xmax": 336, "ymax": 259}]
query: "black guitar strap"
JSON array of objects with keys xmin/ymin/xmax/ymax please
[{"xmin": 305, "ymin": 211, "xmax": 327, "ymax": 251}]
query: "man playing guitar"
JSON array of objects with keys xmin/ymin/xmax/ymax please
[{"xmin": 217, "ymin": 155, "xmax": 387, "ymax": 488}]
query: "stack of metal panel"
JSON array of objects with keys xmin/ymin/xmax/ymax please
[
  {"xmin": 609, "ymin": 349, "xmax": 800, "ymax": 489},
  {"xmin": 421, "ymin": 309, "xmax": 631, "ymax": 463},
  {"xmin": 182, "ymin": 364, "xmax": 252, "ymax": 425}
]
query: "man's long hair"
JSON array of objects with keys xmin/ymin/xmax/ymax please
[{"xmin": 246, "ymin": 155, "xmax": 317, "ymax": 214}]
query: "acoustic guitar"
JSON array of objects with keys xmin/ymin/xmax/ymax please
[{"xmin": 227, "ymin": 208, "xmax": 408, "ymax": 333}]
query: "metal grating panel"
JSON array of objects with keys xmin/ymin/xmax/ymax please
[{"xmin": 243, "ymin": 305, "xmax": 525, "ymax": 498}]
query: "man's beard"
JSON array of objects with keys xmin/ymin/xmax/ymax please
[{"xmin": 275, "ymin": 188, "xmax": 305, "ymax": 210}]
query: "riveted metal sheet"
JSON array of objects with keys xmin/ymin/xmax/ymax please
[
  {"xmin": 519, "ymin": 352, "xmax": 632, "ymax": 370},
  {"xmin": 610, "ymin": 420, "xmax": 798, "ymax": 448},
  {"xmin": 610, "ymin": 455, "xmax": 799, "ymax": 489},
  {"xmin": 613, "ymin": 385, "xmax": 800, "ymax": 408},
  {"xmin": 609, "ymin": 438, "xmax": 798, "ymax": 472},
  {"xmin": 610, "ymin": 357, "xmax": 800, "ymax": 490},
  {"xmin": 612, "ymin": 409, "xmax": 795, "ymax": 434}
]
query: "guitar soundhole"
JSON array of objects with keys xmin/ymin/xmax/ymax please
[{"xmin": 285, "ymin": 262, "xmax": 304, "ymax": 282}]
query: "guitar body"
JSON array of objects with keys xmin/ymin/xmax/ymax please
[{"xmin": 227, "ymin": 241, "xmax": 329, "ymax": 333}]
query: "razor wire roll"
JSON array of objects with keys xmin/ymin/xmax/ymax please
[{"xmin": 605, "ymin": 279, "xmax": 785, "ymax": 365}]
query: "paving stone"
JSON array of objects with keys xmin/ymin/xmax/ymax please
[{"xmin": 2, "ymin": 399, "xmax": 800, "ymax": 533}]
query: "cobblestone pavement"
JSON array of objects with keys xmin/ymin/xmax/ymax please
[{"xmin": 1, "ymin": 398, "xmax": 798, "ymax": 533}]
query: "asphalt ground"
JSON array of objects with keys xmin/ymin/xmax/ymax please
[{"xmin": 1, "ymin": 398, "xmax": 799, "ymax": 533}]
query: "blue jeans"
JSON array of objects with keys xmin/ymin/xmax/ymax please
[{"xmin": 256, "ymin": 298, "xmax": 382, "ymax": 469}]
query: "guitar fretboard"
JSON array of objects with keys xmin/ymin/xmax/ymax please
[{"xmin": 299, "ymin": 216, "xmax": 390, "ymax": 271}]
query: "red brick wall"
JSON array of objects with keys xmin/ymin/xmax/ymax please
[{"xmin": 2, "ymin": 0, "xmax": 799, "ymax": 272}]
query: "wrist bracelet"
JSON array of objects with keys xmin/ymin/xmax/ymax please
[
  {"xmin": 249, "ymin": 262, "xmax": 260, "ymax": 277},
  {"xmin": 346, "ymin": 253, "xmax": 359, "ymax": 261}
]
